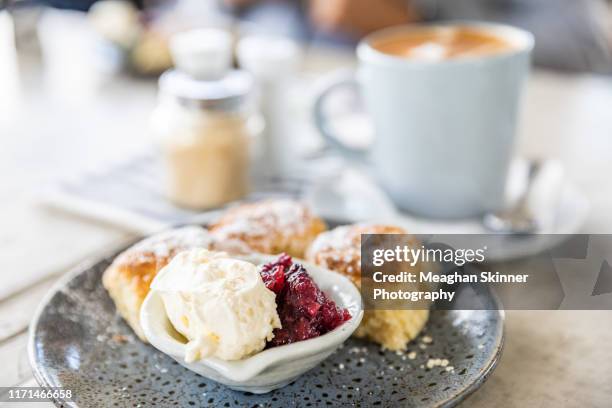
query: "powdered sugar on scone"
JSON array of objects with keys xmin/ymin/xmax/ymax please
[
  {"xmin": 209, "ymin": 199, "xmax": 327, "ymax": 258},
  {"xmin": 116, "ymin": 226, "xmax": 249, "ymax": 267},
  {"xmin": 306, "ymin": 223, "xmax": 407, "ymax": 284},
  {"xmin": 125, "ymin": 226, "xmax": 213, "ymax": 259},
  {"xmin": 211, "ymin": 199, "xmax": 310, "ymax": 238}
]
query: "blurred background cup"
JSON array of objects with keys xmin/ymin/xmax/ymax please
[
  {"xmin": 314, "ymin": 22, "xmax": 534, "ymax": 219},
  {"xmin": 237, "ymin": 34, "xmax": 302, "ymax": 176},
  {"xmin": 37, "ymin": 9, "xmax": 105, "ymax": 100}
]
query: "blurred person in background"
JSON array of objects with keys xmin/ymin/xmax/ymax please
[
  {"xmin": 226, "ymin": 0, "xmax": 612, "ymax": 74},
  {"xmin": 32, "ymin": 0, "xmax": 612, "ymax": 74}
]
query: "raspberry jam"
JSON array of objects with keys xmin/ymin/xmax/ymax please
[{"xmin": 260, "ymin": 254, "xmax": 351, "ymax": 347}]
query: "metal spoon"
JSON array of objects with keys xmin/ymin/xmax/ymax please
[{"xmin": 483, "ymin": 161, "xmax": 541, "ymax": 235}]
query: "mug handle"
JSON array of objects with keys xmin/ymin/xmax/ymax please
[{"xmin": 313, "ymin": 71, "xmax": 369, "ymax": 161}]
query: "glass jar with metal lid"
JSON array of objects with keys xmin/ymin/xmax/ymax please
[{"xmin": 152, "ymin": 61, "xmax": 262, "ymax": 209}]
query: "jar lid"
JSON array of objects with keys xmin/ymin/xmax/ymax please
[
  {"xmin": 170, "ymin": 29, "xmax": 233, "ymax": 80},
  {"xmin": 158, "ymin": 69, "xmax": 254, "ymax": 111}
]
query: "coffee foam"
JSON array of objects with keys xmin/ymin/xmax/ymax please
[
  {"xmin": 406, "ymin": 42, "xmax": 447, "ymax": 61},
  {"xmin": 372, "ymin": 26, "xmax": 514, "ymax": 61}
]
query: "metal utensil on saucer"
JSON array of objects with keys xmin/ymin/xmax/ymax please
[{"xmin": 483, "ymin": 161, "xmax": 541, "ymax": 235}]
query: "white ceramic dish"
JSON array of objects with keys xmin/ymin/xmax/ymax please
[{"xmin": 140, "ymin": 254, "xmax": 364, "ymax": 394}]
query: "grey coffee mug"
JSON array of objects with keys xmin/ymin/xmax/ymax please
[{"xmin": 314, "ymin": 22, "xmax": 533, "ymax": 219}]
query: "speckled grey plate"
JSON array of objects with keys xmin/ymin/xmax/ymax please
[{"xmin": 29, "ymin": 244, "xmax": 504, "ymax": 408}]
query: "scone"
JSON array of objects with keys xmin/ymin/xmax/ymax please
[
  {"xmin": 306, "ymin": 223, "xmax": 430, "ymax": 351},
  {"xmin": 209, "ymin": 199, "xmax": 327, "ymax": 259},
  {"xmin": 102, "ymin": 226, "xmax": 247, "ymax": 341}
]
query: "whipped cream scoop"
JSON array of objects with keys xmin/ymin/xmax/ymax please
[{"xmin": 151, "ymin": 249, "xmax": 280, "ymax": 362}]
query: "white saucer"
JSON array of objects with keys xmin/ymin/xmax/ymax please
[
  {"xmin": 305, "ymin": 160, "xmax": 590, "ymax": 262},
  {"xmin": 390, "ymin": 180, "xmax": 589, "ymax": 261}
]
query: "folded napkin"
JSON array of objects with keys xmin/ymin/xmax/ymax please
[{"xmin": 39, "ymin": 151, "xmax": 310, "ymax": 235}]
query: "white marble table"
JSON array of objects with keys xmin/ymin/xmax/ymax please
[{"xmin": 2, "ymin": 46, "xmax": 612, "ymax": 407}]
